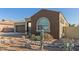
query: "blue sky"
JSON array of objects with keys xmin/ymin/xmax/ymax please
[{"xmin": 0, "ymin": 8, "xmax": 78, "ymax": 24}]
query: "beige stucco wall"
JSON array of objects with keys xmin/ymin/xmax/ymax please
[
  {"xmin": 15, "ymin": 22, "xmax": 25, "ymax": 25},
  {"xmin": 0, "ymin": 20, "xmax": 15, "ymax": 32},
  {"xmin": 0, "ymin": 25, "xmax": 14, "ymax": 31},
  {"xmin": 59, "ymin": 13, "xmax": 69, "ymax": 38}
]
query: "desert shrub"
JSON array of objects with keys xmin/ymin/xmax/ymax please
[
  {"xmin": 44, "ymin": 33, "xmax": 54, "ymax": 41},
  {"xmin": 31, "ymin": 34, "xmax": 41, "ymax": 41},
  {"xmin": 35, "ymin": 36, "xmax": 41, "ymax": 41},
  {"xmin": 31, "ymin": 34, "xmax": 36, "ymax": 40},
  {"xmin": 31, "ymin": 33, "xmax": 54, "ymax": 41}
]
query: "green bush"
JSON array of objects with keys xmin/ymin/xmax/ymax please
[
  {"xmin": 31, "ymin": 34, "xmax": 36, "ymax": 40},
  {"xmin": 31, "ymin": 34, "xmax": 41, "ymax": 41},
  {"xmin": 35, "ymin": 36, "xmax": 41, "ymax": 41}
]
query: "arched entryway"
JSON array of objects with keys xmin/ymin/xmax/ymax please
[{"xmin": 36, "ymin": 17, "xmax": 50, "ymax": 32}]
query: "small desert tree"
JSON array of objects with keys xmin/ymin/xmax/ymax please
[{"xmin": 70, "ymin": 24, "xmax": 76, "ymax": 27}]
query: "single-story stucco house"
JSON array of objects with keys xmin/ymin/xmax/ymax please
[
  {"xmin": 0, "ymin": 20, "xmax": 15, "ymax": 32},
  {"xmin": 0, "ymin": 9, "xmax": 70, "ymax": 39}
]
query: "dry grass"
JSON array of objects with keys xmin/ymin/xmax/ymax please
[{"xmin": 44, "ymin": 33, "xmax": 54, "ymax": 41}]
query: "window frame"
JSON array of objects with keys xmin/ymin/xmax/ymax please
[{"xmin": 36, "ymin": 17, "xmax": 50, "ymax": 32}]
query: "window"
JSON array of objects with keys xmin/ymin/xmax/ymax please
[{"xmin": 36, "ymin": 17, "xmax": 50, "ymax": 32}]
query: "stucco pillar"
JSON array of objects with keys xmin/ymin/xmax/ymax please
[
  {"xmin": 14, "ymin": 24, "xmax": 16, "ymax": 33},
  {"xmin": 25, "ymin": 18, "xmax": 30, "ymax": 35},
  {"xmin": 25, "ymin": 20, "xmax": 27, "ymax": 35}
]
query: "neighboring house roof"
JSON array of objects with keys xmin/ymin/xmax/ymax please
[{"xmin": 0, "ymin": 20, "xmax": 15, "ymax": 25}]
